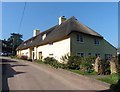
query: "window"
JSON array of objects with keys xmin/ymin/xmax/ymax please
[
  {"xmin": 77, "ymin": 53, "xmax": 84, "ymax": 57},
  {"xmin": 39, "ymin": 52, "xmax": 42, "ymax": 60},
  {"xmin": 95, "ymin": 53, "xmax": 100, "ymax": 57},
  {"xmin": 94, "ymin": 38, "xmax": 99, "ymax": 45},
  {"xmin": 49, "ymin": 54, "xmax": 53, "ymax": 57},
  {"xmin": 105, "ymin": 54, "xmax": 112, "ymax": 60},
  {"xmin": 49, "ymin": 43, "xmax": 53, "ymax": 45},
  {"xmin": 88, "ymin": 53, "xmax": 91, "ymax": 56},
  {"xmin": 76, "ymin": 34, "xmax": 84, "ymax": 43}
]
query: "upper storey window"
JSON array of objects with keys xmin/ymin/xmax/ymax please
[
  {"xmin": 94, "ymin": 38, "xmax": 99, "ymax": 45},
  {"xmin": 76, "ymin": 34, "xmax": 84, "ymax": 43}
]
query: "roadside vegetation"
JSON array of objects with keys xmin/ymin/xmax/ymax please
[
  {"xmin": 97, "ymin": 73, "xmax": 119, "ymax": 84},
  {"xmin": 11, "ymin": 54, "xmax": 120, "ymax": 91}
]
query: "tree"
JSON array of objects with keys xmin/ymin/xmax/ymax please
[{"xmin": 7, "ymin": 33, "xmax": 23, "ymax": 55}]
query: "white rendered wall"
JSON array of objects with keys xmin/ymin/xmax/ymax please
[
  {"xmin": 20, "ymin": 48, "xmax": 29, "ymax": 58},
  {"xmin": 37, "ymin": 38, "xmax": 70, "ymax": 61}
]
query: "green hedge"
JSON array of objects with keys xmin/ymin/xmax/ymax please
[{"xmin": 43, "ymin": 57, "xmax": 61, "ymax": 68}]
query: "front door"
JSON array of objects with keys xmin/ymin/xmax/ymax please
[
  {"xmin": 39, "ymin": 52, "xmax": 42, "ymax": 60},
  {"xmin": 32, "ymin": 51, "xmax": 35, "ymax": 60}
]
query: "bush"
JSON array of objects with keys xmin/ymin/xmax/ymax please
[
  {"xmin": 43, "ymin": 57, "xmax": 53, "ymax": 64},
  {"xmin": 27, "ymin": 58, "xmax": 32, "ymax": 61},
  {"xmin": 20, "ymin": 55, "xmax": 28, "ymax": 60},
  {"xmin": 61, "ymin": 55, "xmax": 96, "ymax": 71},
  {"xmin": 36, "ymin": 59, "xmax": 43, "ymax": 64},
  {"xmin": 104, "ymin": 60, "xmax": 111, "ymax": 75},
  {"xmin": 60, "ymin": 53, "xmax": 70, "ymax": 64},
  {"xmin": 67, "ymin": 55, "xmax": 82, "ymax": 70},
  {"xmin": 43, "ymin": 57, "xmax": 60, "ymax": 68},
  {"xmin": 80, "ymin": 56, "xmax": 96, "ymax": 73}
]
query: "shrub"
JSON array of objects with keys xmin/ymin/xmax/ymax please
[
  {"xmin": 67, "ymin": 55, "xmax": 82, "ymax": 70},
  {"xmin": 20, "ymin": 55, "xmax": 28, "ymax": 60},
  {"xmin": 43, "ymin": 57, "xmax": 60, "ymax": 68},
  {"xmin": 104, "ymin": 60, "xmax": 111, "ymax": 75},
  {"xmin": 27, "ymin": 58, "xmax": 32, "ymax": 62},
  {"xmin": 80, "ymin": 56, "xmax": 96, "ymax": 73},
  {"xmin": 36, "ymin": 59, "xmax": 43, "ymax": 64},
  {"xmin": 60, "ymin": 53, "xmax": 70, "ymax": 64},
  {"xmin": 43, "ymin": 57, "xmax": 53, "ymax": 64}
]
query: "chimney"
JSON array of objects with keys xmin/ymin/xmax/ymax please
[
  {"xmin": 58, "ymin": 16, "xmax": 66, "ymax": 25},
  {"xmin": 33, "ymin": 29, "xmax": 40, "ymax": 36}
]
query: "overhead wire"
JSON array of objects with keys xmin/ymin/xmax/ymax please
[{"xmin": 18, "ymin": 2, "xmax": 26, "ymax": 33}]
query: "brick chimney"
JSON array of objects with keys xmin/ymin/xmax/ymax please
[{"xmin": 58, "ymin": 16, "xmax": 66, "ymax": 25}]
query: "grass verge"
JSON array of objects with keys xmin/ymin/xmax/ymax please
[
  {"xmin": 70, "ymin": 69, "xmax": 97, "ymax": 75},
  {"xmin": 97, "ymin": 73, "xmax": 119, "ymax": 84}
]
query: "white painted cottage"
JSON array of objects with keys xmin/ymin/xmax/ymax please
[{"xmin": 17, "ymin": 16, "xmax": 116, "ymax": 61}]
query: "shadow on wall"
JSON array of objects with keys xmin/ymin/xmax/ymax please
[{"xmin": 1, "ymin": 59, "xmax": 26, "ymax": 91}]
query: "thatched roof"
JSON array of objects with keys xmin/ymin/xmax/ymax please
[{"xmin": 17, "ymin": 16, "xmax": 103, "ymax": 50}]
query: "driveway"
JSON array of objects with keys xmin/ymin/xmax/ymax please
[{"xmin": 1, "ymin": 57, "xmax": 111, "ymax": 91}]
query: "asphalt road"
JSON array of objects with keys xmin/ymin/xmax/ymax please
[{"xmin": 1, "ymin": 57, "xmax": 111, "ymax": 91}]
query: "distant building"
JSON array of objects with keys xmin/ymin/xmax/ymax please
[{"xmin": 16, "ymin": 16, "xmax": 117, "ymax": 61}]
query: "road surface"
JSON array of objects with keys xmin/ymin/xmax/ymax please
[{"xmin": 1, "ymin": 57, "xmax": 111, "ymax": 91}]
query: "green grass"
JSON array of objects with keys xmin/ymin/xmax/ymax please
[
  {"xmin": 97, "ymin": 73, "xmax": 119, "ymax": 84},
  {"xmin": 36, "ymin": 60, "xmax": 44, "ymax": 64},
  {"xmin": 70, "ymin": 69, "xmax": 97, "ymax": 75}
]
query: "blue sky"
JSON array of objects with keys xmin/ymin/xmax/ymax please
[{"xmin": 2, "ymin": 2, "xmax": 118, "ymax": 47}]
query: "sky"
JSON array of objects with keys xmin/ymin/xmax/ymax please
[{"xmin": 2, "ymin": 2, "xmax": 118, "ymax": 48}]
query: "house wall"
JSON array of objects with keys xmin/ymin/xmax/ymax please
[
  {"xmin": 102, "ymin": 40, "xmax": 116, "ymax": 56},
  {"xmin": 70, "ymin": 32, "xmax": 116, "ymax": 59},
  {"xmin": 20, "ymin": 48, "xmax": 29, "ymax": 58},
  {"xmin": 37, "ymin": 38, "xmax": 70, "ymax": 62}
]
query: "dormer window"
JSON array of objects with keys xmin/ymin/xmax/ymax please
[
  {"xmin": 76, "ymin": 34, "xmax": 84, "ymax": 43},
  {"xmin": 42, "ymin": 34, "xmax": 46, "ymax": 40}
]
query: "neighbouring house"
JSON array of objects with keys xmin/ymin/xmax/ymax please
[{"xmin": 16, "ymin": 16, "xmax": 117, "ymax": 62}]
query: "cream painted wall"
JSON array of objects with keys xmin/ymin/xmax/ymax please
[
  {"xmin": 37, "ymin": 38, "xmax": 70, "ymax": 62},
  {"xmin": 20, "ymin": 48, "xmax": 29, "ymax": 58}
]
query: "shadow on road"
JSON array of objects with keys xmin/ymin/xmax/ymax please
[{"xmin": 1, "ymin": 58, "xmax": 26, "ymax": 91}]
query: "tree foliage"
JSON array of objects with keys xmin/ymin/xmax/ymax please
[{"xmin": 7, "ymin": 33, "xmax": 23, "ymax": 55}]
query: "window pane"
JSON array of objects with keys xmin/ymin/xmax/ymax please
[
  {"xmin": 77, "ymin": 53, "xmax": 84, "ymax": 57},
  {"xmin": 76, "ymin": 34, "xmax": 84, "ymax": 42},
  {"xmin": 94, "ymin": 38, "xmax": 99, "ymax": 44},
  {"xmin": 76, "ymin": 35, "xmax": 79, "ymax": 41}
]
